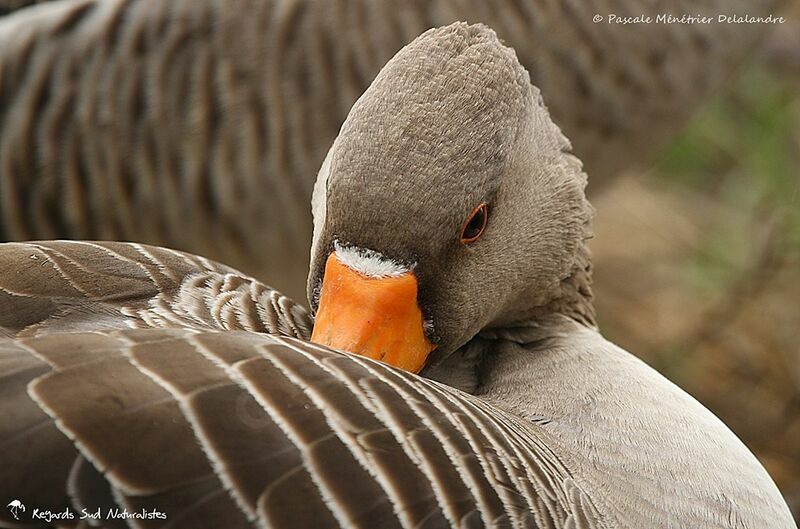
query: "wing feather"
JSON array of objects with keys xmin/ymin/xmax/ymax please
[
  {"xmin": 29, "ymin": 356, "xmax": 214, "ymax": 495},
  {"xmin": 1, "ymin": 328, "xmax": 604, "ymax": 528},
  {"xmin": 0, "ymin": 241, "xmax": 311, "ymax": 339},
  {"xmin": 66, "ymin": 456, "xmax": 127, "ymax": 529},
  {"xmin": 0, "ymin": 341, "xmax": 77, "ymax": 527}
]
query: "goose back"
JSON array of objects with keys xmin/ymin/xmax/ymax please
[
  {"xmin": 0, "ymin": 240, "xmax": 605, "ymax": 528},
  {"xmin": 0, "ymin": 236, "xmax": 795, "ymax": 528}
]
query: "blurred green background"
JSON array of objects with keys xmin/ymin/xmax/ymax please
[{"xmin": 591, "ymin": 24, "xmax": 800, "ymax": 517}]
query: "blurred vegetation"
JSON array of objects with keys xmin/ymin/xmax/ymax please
[
  {"xmin": 658, "ymin": 63, "xmax": 800, "ymax": 257},
  {"xmin": 595, "ymin": 57, "xmax": 799, "ymax": 516}
]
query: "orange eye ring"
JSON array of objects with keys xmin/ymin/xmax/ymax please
[{"xmin": 460, "ymin": 203, "xmax": 489, "ymax": 244}]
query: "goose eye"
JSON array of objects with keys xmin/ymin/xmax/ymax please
[{"xmin": 460, "ymin": 203, "xmax": 489, "ymax": 244}]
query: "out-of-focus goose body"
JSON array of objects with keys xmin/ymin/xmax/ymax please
[
  {"xmin": 0, "ymin": 23, "xmax": 796, "ymax": 529},
  {"xmin": 0, "ymin": 0, "xmax": 787, "ymax": 300}
]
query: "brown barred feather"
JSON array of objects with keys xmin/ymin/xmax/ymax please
[{"xmin": 0, "ymin": 328, "xmax": 596, "ymax": 529}]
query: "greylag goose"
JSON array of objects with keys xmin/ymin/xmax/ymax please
[
  {"xmin": 0, "ymin": 0, "xmax": 786, "ymax": 301},
  {"xmin": 0, "ymin": 22, "xmax": 796, "ymax": 529}
]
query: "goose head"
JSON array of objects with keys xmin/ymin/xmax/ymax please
[{"xmin": 308, "ymin": 22, "xmax": 594, "ymax": 373}]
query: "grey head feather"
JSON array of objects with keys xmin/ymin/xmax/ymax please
[{"xmin": 309, "ymin": 22, "xmax": 594, "ymax": 362}]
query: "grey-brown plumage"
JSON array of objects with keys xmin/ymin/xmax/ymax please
[
  {"xmin": 0, "ymin": 22, "xmax": 796, "ymax": 529},
  {"xmin": 1, "ymin": 327, "xmax": 602, "ymax": 529},
  {"xmin": 0, "ymin": 241, "xmax": 594, "ymax": 528},
  {"xmin": 0, "ymin": 241, "xmax": 311, "ymax": 339},
  {"xmin": 0, "ymin": 0, "xmax": 785, "ymax": 300}
]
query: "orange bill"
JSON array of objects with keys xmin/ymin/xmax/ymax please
[{"xmin": 310, "ymin": 252, "xmax": 436, "ymax": 373}]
